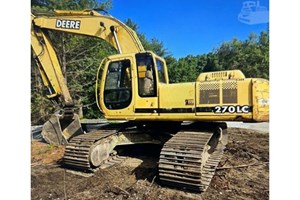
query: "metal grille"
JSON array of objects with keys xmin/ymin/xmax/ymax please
[
  {"xmin": 199, "ymin": 83, "xmax": 220, "ymax": 104},
  {"xmin": 222, "ymin": 81, "xmax": 237, "ymax": 103}
]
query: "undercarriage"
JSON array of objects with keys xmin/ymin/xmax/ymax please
[{"xmin": 59, "ymin": 121, "xmax": 227, "ymax": 192}]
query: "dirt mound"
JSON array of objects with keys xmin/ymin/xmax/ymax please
[{"xmin": 31, "ymin": 128, "xmax": 269, "ymax": 199}]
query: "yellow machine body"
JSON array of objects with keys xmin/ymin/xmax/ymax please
[{"xmin": 99, "ymin": 52, "xmax": 269, "ymax": 122}]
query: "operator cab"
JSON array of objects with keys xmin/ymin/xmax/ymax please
[{"xmin": 100, "ymin": 52, "xmax": 168, "ymax": 113}]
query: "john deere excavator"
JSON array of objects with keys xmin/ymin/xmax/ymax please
[{"xmin": 31, "ymin": 9, "xmax": 269, "ymax": 192}]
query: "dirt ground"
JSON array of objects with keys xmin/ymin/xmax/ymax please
[{"xmin": 31, "ymin": 128, "xmax": 269, "ymax": 200}]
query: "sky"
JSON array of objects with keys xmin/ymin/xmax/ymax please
[{"xmin": 109, "ymin": 0, "xmax": 269, "ymax": 59}]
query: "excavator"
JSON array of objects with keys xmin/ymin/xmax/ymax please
[{"xmin": 31, "ymin": 9, "xmax": 269, "ymax": 192}]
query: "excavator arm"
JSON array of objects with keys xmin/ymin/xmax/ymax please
[
  {"xmin": 31, "ymin": 14, "xmax": 74, "ymax": 106},
  {"xmin": 31, "ymin": 10, "xmax": 145, "ymax": 144}
]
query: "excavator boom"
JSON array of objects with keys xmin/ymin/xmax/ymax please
[
  {"xmin": 33, "ymin": 10, "xmax": 144, "ymax": 53},
  {"xmin": 31, "ymin": 10, "xmax": 145, "ymax": 144}
]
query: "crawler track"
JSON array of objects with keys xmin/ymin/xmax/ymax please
[
  {"xmin": 63, "ymin": 130, "xmax": 118, "ymax": 171},
  {"xmin": 158, "ymin": 128, "xmax": 227, "ymax": 192}
]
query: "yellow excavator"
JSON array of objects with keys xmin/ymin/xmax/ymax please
[{"xmin": 31, "ymin": 9, "xmax": 269, "ymax": 192}]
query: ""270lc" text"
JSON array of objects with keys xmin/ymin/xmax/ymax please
[{"xmin": 214, "ymin": 105, "xmax": 251, "ymax": 113}]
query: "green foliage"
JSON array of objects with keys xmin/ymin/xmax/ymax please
[
  {"xmin": 216, "ymin": 32, "xmax": 269, "ymax": 79},
  {"xmin": 31, "ymin": 0, "xmax": 112, "ymax": 13},
  {"xmin": 31, "ymin": 57, "xmax": 57, "ymax": 124},
  {"xmin": 31, "ymin": 0, "xmax": 114, "ymax": 124},
  {"xmin": 167, "ymin": 30, "xmax": 269, "ymax": 83},
  {"xmin": 167, "ymin": 55, "xmax": 199, "ymax": 83}
]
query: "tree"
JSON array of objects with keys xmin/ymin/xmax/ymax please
[
  {"xmin": 215, "ymin": 31, "xmax": 269, "ymax": 79},
  {"xmin": 31, "ymin": 0, "xmax": 112, "ymax": 12},
  {"xmin": 31, "ymin": 0, "xmax": 114, "ymax": 124},
  {"xmin": 167, "ymin": 55, "xmax": 200, "ymax": 83},
  {"xmin": 166, "ymin": 30, "xmax": 269, "ymax": 83},
  {"xmin": 125, "ymin": 19, "xmax": 170, "ymax": 57}
]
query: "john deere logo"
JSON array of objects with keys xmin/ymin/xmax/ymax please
[{"xmin": 56, "ymin": 19, "xmax": 81, "ymax": 29}]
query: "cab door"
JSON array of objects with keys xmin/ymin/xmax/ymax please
[
  {"xmin": 100, "ymin": 56, "xmax": 135, "ymax": 117},
  {"xmin": 134, "ymin": 53, "xmax": 159, "ymax": 117}
]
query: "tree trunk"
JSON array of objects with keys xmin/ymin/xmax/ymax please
[{"xmin": 61, "ymin": 33, "xmax": 67, "ymax": 85}]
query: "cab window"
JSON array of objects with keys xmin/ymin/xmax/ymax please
[
  {"xmin": 136, "ymin": 53, "xmax": 157, "ymax": 97},
  {"xmin": 104, "ymin": 60, "xmax": 132, "ymax": 109},
  {"xmin": 156, "ymin": 58, "xmax": 166, "ymax": 83}
]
